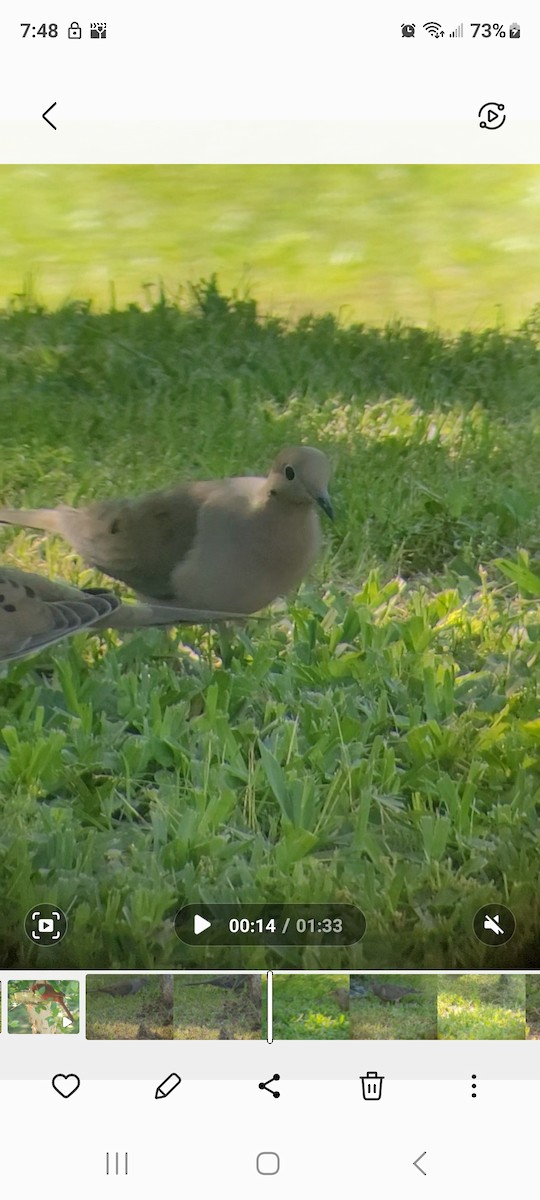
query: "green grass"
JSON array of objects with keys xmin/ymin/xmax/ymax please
[
  {"xmin": 2, "ymin": 166, "xmax": 540, "ymax": 327},
  {"xmin": 272, "ymin": 973, "xmax": 349, "ymax": 1039},
  {"xmin": 350, "ymin": 974, "xmax": 437, "ymax": 1039},
  {"xmin": 1, "ymin": 282, "xmax": 540, "ymax": 969},
  {"xmin": 437, "ymin": 974, "xmax": 526, "ymax": 1039},
  {"xmin": 174, "ymin": 975, "xmax": 261, "ymax": 1039},
  {"xmin": 526, "ymin": 975, "xmax": 540, "ymax": 1039},
  {"xmin": 86, "ymin": 974, "xmax": 171, "ymax": 1040}
]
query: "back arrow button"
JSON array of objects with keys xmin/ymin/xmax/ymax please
[
  {"xmin": 413, "ymin": 1151, "xmax": 427, "ymax": 1175},
  {"xmin": 42, "ymin": 102, "xmax": 57, "ymax": 129}
]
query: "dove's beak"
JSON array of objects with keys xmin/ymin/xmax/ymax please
[{"xmin": 317, "ymin": 491, "xmax": 334, "ymax": 520}]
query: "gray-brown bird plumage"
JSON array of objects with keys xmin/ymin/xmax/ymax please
[
  {"xmin": 180, "ymin": 975, "xmax": 247, "ymax": 993},
  {"xmin": 369, "ymin": 982, "xmax": 420, "ymax": 1004},
  {"xmin": 331, "ymin": 987, "xmax": 350, "ymax": 1012},
  {"xmin": 90, "ymin": 977, "xmax": 147, "ymax": 998},
  {"xmin": 0, "ymin": 567, "xmax": 248, "ymax": 664},
  {"xmin": 0, "ymin": 446, "xmax": 333, "ymax": 614}
]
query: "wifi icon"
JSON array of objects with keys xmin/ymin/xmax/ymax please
[{"xmin": 423, "ymin": 21, "xmax": 444, "ymax": 37}]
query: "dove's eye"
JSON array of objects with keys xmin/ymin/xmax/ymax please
[{"xmin": 284, "ymin": 465, "xmax": 295, "ymax": 481}]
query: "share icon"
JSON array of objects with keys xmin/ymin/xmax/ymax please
[{"xmin": 259, "ymin": 1073, "xmax": 281, "ymax": 1098}]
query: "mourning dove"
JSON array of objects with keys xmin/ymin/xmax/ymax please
[
  {"xmin": 369, "ymin": 982, "xmax": 420, "ymax": 1004},
  {"xmin": 331, "ymin": 987, "xmax": 350, "ymax": 1012},
  {"xmin": 180, "ymin": 975, "xmax": 247, "ymax": 992},
  {"xmin": 0, "ymin": 446, "xmax": 333, "ymax": 613},
  {"xmin": 0, "ymin": 566, "xmax": 247, "ymax": 664}
]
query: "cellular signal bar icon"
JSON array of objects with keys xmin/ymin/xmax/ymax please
[{"xmin": 450, "ymin": 23, "xmax": 464, "ymax": 37}]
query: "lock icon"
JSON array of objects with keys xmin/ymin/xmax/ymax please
[{"xmin": 68, "ymin": 21, "xmax": 82, "ymax": 39}]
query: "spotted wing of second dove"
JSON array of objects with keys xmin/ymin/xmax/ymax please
[
  {"xmin": 0, "ymin": 446, "xmax": 333, "ymax": 613},
  {"xmin": 0, "ymin": 567, "xmax": 250, "ymax": 664},
  {"xmin": 0, "ymin": 568, "xmax": 120, "ymax": 663}
]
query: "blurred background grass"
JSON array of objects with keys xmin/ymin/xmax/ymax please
[{"xmin": 2, "ymin": 165, "xmax": 540, "ymax": 327}]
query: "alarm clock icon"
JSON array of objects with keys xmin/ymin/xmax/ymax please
[{"xmin": 401, "ymin": 23, "xmax": 415, "ymax": 37}]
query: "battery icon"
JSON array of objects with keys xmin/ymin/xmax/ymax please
[{"xmin": 509, "ymin": 22, "xmax": 520, "ymax": 37}]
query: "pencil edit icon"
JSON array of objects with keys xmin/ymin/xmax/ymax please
[{"xmin": 155, "ymin": 1072, "xmax": 181, "ymax": 1099}]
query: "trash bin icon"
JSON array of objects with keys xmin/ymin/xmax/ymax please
[{"xmin": 360, "ymin": 1071, "xmax": 384, "ymax": 1100}]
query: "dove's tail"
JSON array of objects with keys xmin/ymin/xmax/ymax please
[
  {"xmin": 95, "ymin": 598, "xmax": 249, "ymax": 631},
  {"xmin": 0, "ymin": 507, "xmax": 63, "ymax": 533}
]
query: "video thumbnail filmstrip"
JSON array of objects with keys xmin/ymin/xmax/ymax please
[{"xmin": 3, "ymin": 974, "xmax": 540, "ymax": 1040}]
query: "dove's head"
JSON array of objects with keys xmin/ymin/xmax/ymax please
[{"xmin": 267, "ymin": 446, "xmax": 334, "ymax": 519}]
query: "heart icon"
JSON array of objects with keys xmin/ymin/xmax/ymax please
[{"xmin": 52, "ymin": 1073, "xmax": 81, "ymax": 1098}]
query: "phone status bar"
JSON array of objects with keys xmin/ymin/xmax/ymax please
[{"xmin": 400, "ymin": 20, "xmax": 521, "ymax": 39}]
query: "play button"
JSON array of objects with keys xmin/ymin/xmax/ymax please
[
  {"xmin": 193, "ymin": 913, "xmax": 212, "ymax": 936},
  {"xmin": 478, "ymin": 101, "xmax": 506, "ymax": 129}
]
